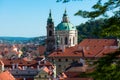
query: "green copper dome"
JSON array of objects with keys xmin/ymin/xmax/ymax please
[
  {"xmin": 56, "ymin": 22, "xmax": 76, "ymax": 31},
  {"xmin": 56, "ymin": 10, "xmax": 76, "ymax": 31}
]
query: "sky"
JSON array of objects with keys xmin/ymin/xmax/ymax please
[{"xmin": 0, "ymin": 0, "xmax": 98, "ymax": 37}]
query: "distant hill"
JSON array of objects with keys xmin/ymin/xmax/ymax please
[
  {"xmin": 0, "ymin": 36, "xmax": 46, "ymax": 45},
  {"xmin": 77, "ymin": 18, "xmax": 106, "ymax": 42},
  {"xmin": 0, "ymin": 36, "xmax": 31, "ymax": 41}
]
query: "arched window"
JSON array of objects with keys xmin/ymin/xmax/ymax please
[
  {"xmin": 61, "ymin": 38, "xmax": 63, "ymax": 44},
  {"xmin": 69, "ymin": 38, "xmax": 71, "ymax": 45},
  {"xmin": 73, "ymin": 37, "xmax": 75, "ymax": 44},
  {"xmin": 65, "ymin": 37, "xmax": 68, "ymax": 45},
  {"xmin": 49, "ymin": 30, "xmax": 52, "ymax": 36}
]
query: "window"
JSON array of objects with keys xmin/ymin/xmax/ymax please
[
  {"xmin": 49, "ymin": 30, "xmax": 52, "ymax": 36},
  {"xmin": 73, "ymin": 37, "xmax": 75, "ymax": 44},
  {"xmin": 52, "ymin": 58, "xmax": 54, "ymax": 62},
  {"xmin": 61, "ymin": 38, "xmax": 63, "ymax": 44},
  {"xmin": 65, "ymin": 37, "xmax": 68, "ymax": 45},
  {"xmin": 58, "ymin": 59, "xmax": 61, "ymax": 62},
  {"xmin": 39, "ymin": 75, "xmax": 41, "ymax": 78},
  {"xmin": 49, "ymin": 25, "xmax": 52, "ymax": 28},
  {"xmin": 65, "ymin": 27, "xmax": 67, "ymax": 29},
  {"xmin": 58, "ymin": 65, "xmax": 61, "ymax": 68},
  {"xmin": 44, "ymin": 75, "xmax": 47, "ymax": 78},
  {"xmin": 65, "ymin": 59, "xmax": 68, "ymax": 62},
  {"xmin": 72, "ymin": 59, "xmax": 75, "ymax": 62}
]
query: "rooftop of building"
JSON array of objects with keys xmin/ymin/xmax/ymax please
[
  {"xmin": 0, "ymin": 70, "xmax": 15, "ymax": 80},
  {"xmin": 49, "ymin": 39, "xmax": 118, "ymax": 58}
]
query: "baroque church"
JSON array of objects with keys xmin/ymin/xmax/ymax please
[{"xmin": 46, "ymin": 10, "xmax": 78, "ymax": 54}]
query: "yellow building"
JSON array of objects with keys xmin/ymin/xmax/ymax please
[
  {"xmin": 0, "ymin": 60, "xmax": 4, "ymax": 72},
  {"xmin": 34, "ymin": 66, "xmax": 53, "ymax": 80}
]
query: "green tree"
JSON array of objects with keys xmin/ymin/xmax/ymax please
[
  {"xmin": 89, "ymin": 50, "xmax": 120, "ymax": 80},
  {"xmin": 77, "ymin": 18, "xmax": 106, "ymax": 42},
  {"xmin": 57, "ymin": 0, "xmax": 120, "ymax": 38}
]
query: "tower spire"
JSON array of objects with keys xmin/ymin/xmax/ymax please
[
  {"xmin": 49, "ymin": 9, "xmax": 52, "ymax": 18},
  {"xmin": 63, "ymin": 8, "xmax": 67, "ymax": 16},
  {"xmin": 47, "ymin": 9, "xmax": 53, "ymax": 24},
  {"xmin": 62, "ymin": 9, "xmax": 69, "ymax": 22}
]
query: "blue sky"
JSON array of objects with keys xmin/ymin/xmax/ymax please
[{"xmin": 0, "ymin": 0, "xmax": 98, "ymax": 37}]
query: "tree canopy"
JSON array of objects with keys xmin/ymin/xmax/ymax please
[{"xmin": 57, "ymin": 0, "xmax": 120, "ymax": 38}]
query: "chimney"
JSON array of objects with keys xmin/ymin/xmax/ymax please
[
  {"xmin": 22, "ymin": 66, "xmax": 26, "ymax": 70},
  {"xmin": 44, "ymin": 60, "xmax": 46, "ymax": 64},
  {"xmin": 38, "ymin": 61, "xmax": 41, "ymax": 65},
  {"xmin": 37, "ymin": 65, "xmax": 40, "ymax": 70},
  {"xmin": 12, "ymin": 64, "xmax": 15, "ymax": 70},
  {"xmin": 16, "ymin": 63, "xmax": 18, "ymax": 68}
]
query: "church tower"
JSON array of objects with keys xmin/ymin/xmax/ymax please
[{"xmin": 46, "ymin": 10, "xmax": 55, "ymax": 53}]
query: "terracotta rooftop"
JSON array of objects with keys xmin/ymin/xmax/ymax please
[
  {"xmin": 49, "ymin": 46, "xmax": 83, "ymax": 58},
  {"xmin": 0, "ymin": 59, "xmax": 54, "ymax": 70},
  {"xmin": 64, "ymin": 72, "xmax": 80, "ymax": 78},
  {"xmin": 49, "ymin": 39, "xmax": 118, "ymax": 58},
  {"xmin": 79, "ymin": 39, "xmax": 118, "ymax": 57},
  {"xmin": 0, "ymin": 70, "xmax": 15, "ymax": 80},
  {"xmin": 1, "ymin": 59, "xmax": 37, "ymax": 66}
]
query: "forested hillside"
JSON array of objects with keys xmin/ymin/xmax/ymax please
[{"xmin": 77, "ymin": 18, "xmax": 117, "ymax": 42}]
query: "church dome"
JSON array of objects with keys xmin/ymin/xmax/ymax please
[
  {"xmin": 56, "ymin": 10, "xmax": 76, "ymax": 31},
  {"xmin": 56, "ymin": 22, "xmax": 76, "ymax": 31}
]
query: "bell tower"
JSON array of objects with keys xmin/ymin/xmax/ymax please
[{"xmin": 46, "ymin": 10, "xmax": 55, "ymax": 53}]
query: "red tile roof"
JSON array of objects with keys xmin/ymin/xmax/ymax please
[
  {"xmin": 64, "ymin": 72, "xmax": 80, "ymax": 78},
  {"xmin": 49, "ymin": 39, "xmax": 118, "ymax": 58},
  {"xmin": 49, "ymin": 46, "xmax": 83, "ymax": 58},
  {"xmin": 79, "ymin": 39, "xmax": 118, "ymax": 57},
  {"xmin": 1, "ymin": 59, "xmax": 54, "ymax": 70},
  {"xmin": 0, "ymin": 70, "xmax": 15, "ymax": 80}
]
